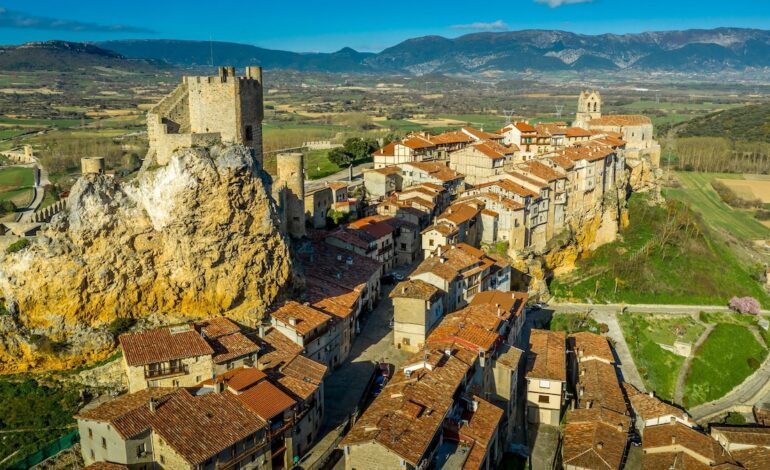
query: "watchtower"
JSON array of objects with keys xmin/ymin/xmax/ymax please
[
  {"xmin": 575, "ymin": 90, "xmax": 602, "ymax": 128},
  {"xmin": 146, "ymin": 66, "xmax": 264, "ymax": 167},
  {"xmin": 277, "ymin": 153, "xmax": 306, "ymax": 238},
  {"xmin": 81, "ymin": 157, "xmax": 105, "ymax": 175}
]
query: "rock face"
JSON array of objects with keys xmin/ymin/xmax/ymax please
[{"xmin": 0, "ymin": 145, "xmax": 292, "ymax": 372}]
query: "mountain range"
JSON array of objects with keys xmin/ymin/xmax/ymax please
[
  {"xmin": 99, "ymin": 28, "xmax": 770, "ymax": 74},
  {"xmin": 3, "ymin": 28, "xmax": 770, "ymax": 74},
  {"xmin": 0, "ymin": 40, "xmax": 167, "ymax": 72}
]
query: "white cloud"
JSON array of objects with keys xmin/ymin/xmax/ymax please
[
  {"xmin": 450, "ymin": 20, "xmax": 509, "ymax": 31},
  {"xmin": 534, "ymin": 0, "xmax": 594, "ymax": 8}
]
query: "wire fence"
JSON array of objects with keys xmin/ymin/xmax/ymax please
[{"xmin": 7, "ymin": 430, "xmax": 79, "ymax": 470}]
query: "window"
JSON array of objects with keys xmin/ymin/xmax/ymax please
[
  {"xmin": 227, "ymin": 362, "xmax": 234, "ymax": 370},
  {"xmin": 538, "ymin": 395, "xmax": 550, "ymax": 404},
  {"xmin": 308, "ymin": 434, "xmax": 313, "ymax": 444},
  {"xmin": 88, "ymin": 428, "xmax": 93, "ymax": 439},
  {"xmin": 539, "ymin": 380, "xmax": 551, "ymax": 388},
  {"xmin": 245, "ymin": 125, "xmax": 254, "ymax": 141},
  {"xmin": 429, "ymin": 239, "xmax": 434, "ymax": 246},
  {"xmin": 196, "ymin": 375, "xmax": 201, "ymax": 382},
  {"xmin": 101, "ymin": 437, "xmax": 107, "ymax": 449},
  {"xmin": 160, "ymin": 455, "xmax": 165, "ymax": 465},
  {"xmin": 172, "ymin": 379, "xmax": 179, "ymax": 387},
  {"xmin": 90, "ymin": 449, "xmax": 95, "ymax": 460}
]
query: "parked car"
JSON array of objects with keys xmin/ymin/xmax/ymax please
[
  {"xmin": 378, "ymin": 362, "xmax": 393, "ymax": 380},
  {"xmin": 392, "ymin": 272, "xmax": 405, "ymax": 281}
]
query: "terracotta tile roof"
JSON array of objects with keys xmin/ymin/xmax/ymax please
[
  {"xmin": 471, "ymin": 141, "xmax": 515, "ymax": 159},
  {"xmin": 456, "ymin": 192, "xmax": 525, "ymax": 211},
  {"xmin": 429, "ymin": 130, "xmax": 474, "ymax": 145},
  {"xmin": 194, "ymin": 317, "xmax": 241, "ymax": 338},
  {"xmin": 391, "ymin": 279, "xmax": 444, "ymax": 301},
  {"xmin": 570, "ymin": 332, "xmax": 615, "ymax": 364},
  {"xmin": 75, "ymin": 388, "xmax": 177, "ymax": 438},
  {"xmin": 563, "ymin": 407, "xmax": 631, "ymax": 470},
  {"xmin": 438, "ymin": 203, "xmax": 480, "ymax": 226},
  {"xmin": 340, "ymin": 349, "xmax": 472, "ymax": 466},
  {"xmin": 462, "ymin": 126, "xmax": 504, "ymax": 141},
  {"xmin": 459, "ymin": 397, "xmax": 504, "ymax": 469},
  {"xmin": 306, "ymin": 277, "xmax": 359, "ymax": 319},
  {"xmin": 623, "ymin": 383, "xmax": 689, "ymax": 422},
  {"xmin": 563, "ymin": 141, "xmax": 616, "ymax": 163},
  {"xmin": 513, "ymin": 121, "xmax": 536, "ymax": 133},
  {"xmin": 642, "ymin": 452, "xmax": 717, "ymax": 470},
  {"xmin": 402, "ymin": 135, "xmax": 436, "ymax": 150},
  {"xmin": 256, "ymin": 327, "xmax": 304, "ymax": 371},
  {"xmin": 421, "ymin": 223, "xmax": 458, "ymax": 237},
  {"xmin": 589, "ymin": 114, "xmax": 652, "ymax": 127},
  {"xmin": 548, "ymin": 154, "xmax": 576, "ymax": 170},
  {"xmin": 418, "ymin": 182, "xmax": 445, "ymax": 192},
  {"xmin": 481, "ymin": 208, "xmax": 499, "ymax": 217},
  {"xmin": 471, "ymin": 179, "xmax": 538, "ymax": 198},
  {"xmin": 403, "ymin": 161, "xmax": 464, "ymax": 183},
  {"xmin": 209, "ymin": 331, "xmax": 259, "ymax": 364},
  {"xmin": 120, "ymin": 326, "xmax": 214, "ymax": 367},
  {"xmin": 412, "ymin": 243, "xmax": 495, "ymax": 282},
  {"xmin": 526, "ymin": 329, "xmax": 566, "ymax": 382},
  {"xmin": 519, "ymin": 160, "xmax": 565, "ymax": 182},
  {"xmin": 566, "ymin": 126, "xmax": 593, "ymax": 138},
  {"xmin": 78, "ymin": 388, "xmax": 267, "ymax": 466},
  {"xmin": 644, "ymin": 422, "xmax": 734, "ymax": 467},
  {"xmin": 711, "ymin": 425, "xmax": 770, "ymax": 447},
  {"xmin": 427, "ymin": 304, "xmax": 504, "ymax": 352},
  {"xmin": 470, "ymin": 290, "xmax": 527, "ymax": 319},
  {"xmin": 203, "ymin": 367, "xmax": 267, "ymax": 392},
  {"xmin": 536, "ymin": 122, "xmax": 567, "ymax": 137},
  {"xmin": 326, "ymin": 181, "xmax": 349, "ymax": 190},
  {"xmin": 373, "ymin": 142, "xmax": 397, "ymax": 156},
  {"xmin": 235, "ymin": 379, "xmax": 296, "ymax": 421},
  {"xmin": 730, "ymin": 447, "xmax": 770, "ymax": 470},
  {"xmin": 575, "ymin": 360, "xmax": 628, "ymax": 415},
  {"xmin": 347, "ymin": 216, "xmax": 397, "ymax": 239},
  {"xmin": 506, "ymin": 171, "xmax": 549, "ymax": 190},
  {"xmin": 496, "ymin": 343, "xmax": 524, "ymax": 369},
  {"xmin": 272, "ymin": 301, "xmax": 331, "ymax": 336},
  {"xmin": 276, "ymin": 354, "xmax": 327, "ymax": 400},
  {"xmin": 300, "ymin": 242, "xmax": 383, "ymax": 292}
]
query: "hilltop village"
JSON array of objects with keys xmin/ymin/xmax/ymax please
[{"xmin": 9, "ymin": 66, "xmax": 769, "ymax": 470}]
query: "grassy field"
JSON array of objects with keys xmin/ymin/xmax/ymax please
[
  {"xmin": 549, "ymin": 313, "xmax": 606, "ymax": 334},
  {"xmin": 665, "ymin": 172, "xmax": 770, "ymax": 240},
  {"xmin": 0, "ymin": 166, "xmax": 34, "ymax": 207},
  {"xmin": 550, "ymin": 194, "xmax": 770, "ymax": 305},
  {"xmin": 684, "ymin": 323, "xmax": 767, "ymax": 407},
  {"xmin": 634, "ymin": 315, "xmax": 705, "ymax": 345},
  {"xmin": 618, "ymin": 313, "xmax": 684, "ymax": 402},
  {"xmin": 304, "ymin": 149, "xmax": 340, "ymax": 180}
]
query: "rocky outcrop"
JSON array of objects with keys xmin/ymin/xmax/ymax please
[
  {"xmin": 0, "ymin": 145, "xmax": 293, "ymax": 373},
  {"xmin": 627, "ymin": 156, "xmax": 663, "ymax": 194}
]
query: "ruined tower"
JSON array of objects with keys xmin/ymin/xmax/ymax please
[
  {"xmin": 81, "ymin": 157, "xmax": 105, "ymax": 175},
  {"xmin": 145, "ymin": 66, "xmax": 264, "ymax": 168},
  {"xmin": 276, "ymin": 153, "xmax": 306, "ymax": 238},
  {"xmin": 575, "ymin": 90, "xmax": 602, "ymax": 128}
]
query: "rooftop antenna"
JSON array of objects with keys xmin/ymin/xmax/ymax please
[
  {"xmin": 503, "ymin": 109, "xmax": 516, "ymax": 126},
  {"xmin": 555, "ymin": 104, "xmax": 564, "ymax": 119}
]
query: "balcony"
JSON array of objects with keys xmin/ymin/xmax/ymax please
[{"xmin": 144, "ymin": 364, "xmax": 188, "ymax": 380}]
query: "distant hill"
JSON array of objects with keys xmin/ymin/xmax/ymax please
[
  {"xmin": 0, "ymin": 40, "xmax": 168, "ymax": 72},
  {"xmin": 672, "ymin": 103, "xmax": 770, "ymax": 142},
  {"xmin": 98, "ymin": 39, "xmax": 374, "ymax": 72},
  {"xmin": 99, "ymin": 28, "xmax": 770, "ymax": 74}
]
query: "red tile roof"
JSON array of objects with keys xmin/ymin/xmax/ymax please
[
  {"xmin": 120, "ymin": 326, "xmax": 214, "ymax": 367},
  {"xmin": 526, "ymin": 329, "xmax": 566, "ymax": 381},
  {"xmin": 272, "ymin": 301, "xmax": 331, "ymax": 336},
  {"xmin": 235, "ymin": 379, "xmax": 296, "ymax": 421}
]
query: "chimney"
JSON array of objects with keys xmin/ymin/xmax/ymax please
[
  {"xmin": 617, "ymin": 423, "xmax": 623, "ymax": 432},
  {"xmin": 149, "ymin": 397, "xmax": 157, "ymax": 412},
  {"xmin": 596, "ymin": 442, "xmax": 603, "ymax": 450},
  {"xmin": 444, "ymin": 348, "xmax": 452, "ymax": 357},
  {"xmin": 258, "ymin": 324, "xmax": 267, "ymax": 338},
  {"xmin": 213, "ymin": 379, "xmax": 225, "ymax": 394},
  {"xmin": 671, "ymin": 436, "xmax": 676, "ymax": 445}
]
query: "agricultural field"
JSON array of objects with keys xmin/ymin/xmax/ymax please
[
  {"xmin": 0, "ymin": 166, "xmax": 34, "ymax": 209},
  {"xmin": 716, "ymin": 176, "xmax": 770, "ymax": 204},
  {"xmin": 665, "ymin": 172, "xmax": 770, "ymax": 240}
]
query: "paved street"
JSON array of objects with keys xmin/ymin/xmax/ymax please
[{"xmin": 299, "ymin": 279, "xmax": 411, "ymax": 469}]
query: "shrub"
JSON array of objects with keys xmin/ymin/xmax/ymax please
[
  {"xmin": 5, "ymin": 238, "xmax": 30, "ymax": 254},
  {"xmin": 0, "ymin": 200, "xmax": 16, "ymax": 217},
  {"xmin": 729, "ymin": 296, "xmax": 762, "ymax": 314},
  {"xmin": 748, "ymin": 357, "xmax": 761, "ymax": 369},
  {"xmin": 755, "ymin": 209, "xmax": 770, "ymax": 221},
  {"xmin": 724, "ymin": 412, "xmax": 747, "ymax": 425},
  {"xmin": 599, "ymin": 323, "xmax": 610, "ymax": 334}
]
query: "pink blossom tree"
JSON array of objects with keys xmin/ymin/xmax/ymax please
[{"xmin": 729, "ymin": 296, "xmax": 762, "ymax": 315}]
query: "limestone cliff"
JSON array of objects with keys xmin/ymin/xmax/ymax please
[{"xmin": 0, "ymin": 145, "xmax": 292, "ymax": 373}]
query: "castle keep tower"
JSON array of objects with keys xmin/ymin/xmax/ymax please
[
  {"xmin": 145, "ymin": 66, "xmax": 264, "ymax": 167},
  {"xmin": 575, "ymin": 90, "xmax": 602, "ymax": 128},
  {"xmin": 276, "ymin": 152, "xmax": 306, "ymax": 238}
]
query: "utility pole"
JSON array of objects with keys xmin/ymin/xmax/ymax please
[{"xmin": 555, "ymin": 104, "xmax": 564, "ymax": 119}]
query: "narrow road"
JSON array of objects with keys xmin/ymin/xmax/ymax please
[{"xmin": 673, "ymin": 324, "xmax": 715, "ymax": 404}]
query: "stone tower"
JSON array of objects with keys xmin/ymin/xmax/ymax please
[
  {"xmin": 81, "ymin": 157, "xmax": 105, "ymax": 175},
  {"xmin": 277, "ymin": 153, "xmax": 306, "ymax": 238},
  {"xmin": 146, "ymin": 66, "xmax": 264, "ymax": 168},
  {"xmin": 575, "ymin": 90, "xmax": 602, "ymax": 128}
]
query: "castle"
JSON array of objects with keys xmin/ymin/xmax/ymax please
[{"xmin": 146, "ymin": 66, "xmax": 307, "ymax": 238}]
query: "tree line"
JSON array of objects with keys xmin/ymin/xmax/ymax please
[{"xmin": 668, "ymin": 137, "xmax": 770, "ymax": 174}]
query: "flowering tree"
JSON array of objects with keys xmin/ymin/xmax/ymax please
[{"xmin": 729, "ymin": 296, "xmax": 762, "ymax": 315}]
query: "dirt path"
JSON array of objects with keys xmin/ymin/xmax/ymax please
[
  {"xmin": 673, "ymin": 324, "xmax": 715, "ymax": 404},
  {"xmin": 580, "ymin": 310, "xmax": 646, "ymax": 391}
]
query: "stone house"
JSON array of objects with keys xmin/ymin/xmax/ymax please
[
  {"xmin": 411, "ymin": 243, "xmax": 512, "ymax": 313},
  {"xmin": 376, "ymin": 200, "xmax": 431, "ymax": 230},
  {"xmin": 642, "ymin": 422, "xmax": 738, "ymax": 469},
  {"xmin": 427, "ymin": 130, "xmax": 474, "ymax": 159},
  {"xmin": 435, "ymin": 202, "xmax": 482, "ymax": 248},
  {"xmin": 498, "ymin": 121, "xmax": 537, "ymax": 159},
  {"xmin": 525, "ymin": 329, "xmax": 566, "ymax": 426},
  {"xmin": 326, "ymin": 216, "xmax": 396, "ymax": 271},
  {"xmin": 363, "ymin": 166, "xmax": 403, "ymax": 200},
  {"xmin": 623, "ymin": 383, "xmax": 695, "ymax": 436},
  {"xmin": 381, "ymin": 216, "xmax": 421, "ymax": 266},
  {"xmin": 340, "ymin": 347, "xmax": 504, "ymax": 470},
  {"xmin": 399, "ymin": 161, "xmax": 465, "ymax": 197},
  {"xmin": 119, "ymin": 318, "xmax": 259, "ymax": 393},
  {"xmin": 76, "ymin": 387, "xmax": 272, "ymax": 470},
  {"xmin": 710, "ymin": 425, "xmax": 770, "ymax": 464},
  {"xmin": 372, "ymin": 135, "xmax": 435, "ymax": 169},
  {"xmin": 421, "ymin": 223, "xmax": 460, "ymax": 258},
  {"xmin": 562, "ymin": 408, "xmax": 631, "ymax": 470},
  {"xmin": 304, "ymin": 186, "xmax": 333, "ymax": 229},
  {"xmin": 448, "ymin": 140, "xmax": 517, "ymax": 185},
  {"xmin": 270, "ymin": 301, "xmax": 342, "ymax": 369},
  {"xmin": 390, "ymin": 279, "xmax": 446, "ymax": 352}
]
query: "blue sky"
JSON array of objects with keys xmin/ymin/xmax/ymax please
[{"xmin": 1, "ymin": 0, "xmax": 770, "ymax": 52}]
